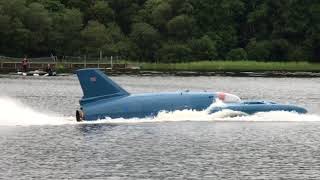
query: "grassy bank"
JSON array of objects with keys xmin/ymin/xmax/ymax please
[{"xmin": 140, "ymin": 61, "xmax": 320, "ymax": 72}]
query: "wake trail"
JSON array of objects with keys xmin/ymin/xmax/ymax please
[{"xmin": 0, "ymin": 97, "xmax": 75, "ymax": 126}]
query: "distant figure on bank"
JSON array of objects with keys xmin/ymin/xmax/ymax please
[
  {"xmin": 21, "ymin": 56, "xmax": 29, "ymax": 72},
  {"xmin": 45, "ymin": 64, "xmax": 54, "ymax": 76}
]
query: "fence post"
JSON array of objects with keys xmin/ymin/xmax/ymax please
[
  {"xmin": 99, "ymin": 50, "xmax": 102, "ymax": 68},
  {"xmin": 84, "ymin": 55, "xmax": 87, "ymax": 68},
  {"xmin": 54, "ymin": 56, "xmax": 57, "ymax": 68},
  {"xmin": 111, "ymin": 56, "xmax": 113, "ymax": 69}
]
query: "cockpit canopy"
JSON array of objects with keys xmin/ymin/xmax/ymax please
[{"xmin": 217, "ymin": 92, "xmax": 241, "ymax": 103}]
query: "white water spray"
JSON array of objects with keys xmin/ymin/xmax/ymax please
[
  {"xmin": 0, "ymin": 97, "xmax": 319, "ymax": 126},
  {"xmin": 89, "ymin": 99, "xmax": 320, "ymax": 124},
  {"xmin": 0, "ymin": 97, "xmax": 74, "ymax": 126}
]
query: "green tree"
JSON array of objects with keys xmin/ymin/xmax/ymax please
[
  {"xmin": 288, "ymin": 46, "xmax": 309, "ymax": 61},
  {"xmin": 108, "ymin": 0, "xmax": 140, "ymax": 34},
  {"xmin": 167, "ymin": 15, "xmax": 194, "ymax": 40},
  {"xmin": 208, "ymin": 29, "xmax": 238, "ymax": 59},
  {"xmin": 157, "ymin": 43, "xmax": 192, "ymax": 62},
  {"xmin": 0, "ymin": 0, "xmax": 29, "ymax": 56},
  {"xmin": 0, "ymin": 0, "xmax": 319, "ymax": 62},
  {"xmin": 226, "ymin": 48, "xmax": 247, "ymax": 60},
  {"xmin": 151, "ymin": 2, "xmax": 172, "ymax": 31},
  {"xmin": 0, "ymin": 0, "xmax": 28, "ymax": 19},
  {"xmin": 168, "ymin": 0, "xmax": 193, "ymax": 15},
  {"xmin": 39, "ymin": 0, "xmax": 65, "ymax": 12},
  {"xmin": 24, "ymin": 2, "xmax": 51, "ymax": 53},
  {"xmin": 81, "ymin": 21, "xmax": 108, "ymax": 55},
  {"xmin": 130, "ymin": 22, "xmax": 159, "ymax": 61},
  {"xmin": 112, "ymin": 38, "xmax": 136, "ymax": 60},
  {"xmin": 102, "ymin": 23, "xmax": 125, "ymax": 56},
  {"xmin": 188, "ymin": 35, "xmax": 217, "ymax": 60},
  {"xmin": 270, "ymin": 39, "xmax": 289, "ymax": 61},
  {"xmin": 306, "ymin": 3, "xmax": 320, "ymax": 62},
  {"xmin": 89, "ymin": 1, "xmax": 114, "ymax": 25},
  {"xmin": 49, "ymin": 8, "xmax": 83, "ymax": 55},
  {"xmin": 60, "ymin": 0, "xmax": 90, "ymax": 12},
  {"xmin": 246, "ymin": 39, "xmax": 272, "ymax": 61}
]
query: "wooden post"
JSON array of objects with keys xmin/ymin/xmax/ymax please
[
  {"xmin": 99, "ymin": 50, "xmax": 102, "ymax": 68},
  {"xmin": 111, "ymin": 56, "xmax": 113, "ymax": 69}
]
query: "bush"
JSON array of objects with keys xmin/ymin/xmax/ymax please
[
  {"xmin": 188, "ymin": 35, "xmax": 217, "ymax": 60},
  {"xmin": 167, "ymin": 15, "xmax": 194, "ymax": 39},
  {"xmin": 157, "ymin": 43, "xmax": 192, "ymax": 63},
  {"xmin": 288, "ymin": 46, "xmax": 310, "ymax": 61},
  {"xmin": 130, "ymin": 22, "xmax": 160, "ymax": 61},
  {"xmin": 226, "ymin": 48, "xmax": 247, "ymax": 60},
  {"xmin": 55, "ymin": 63, "xmax": 69, "ymax": 73},
  {"xmin": 246, "ymin": 40, "xmax": 272, "ymax": 60},
  {"xmin": 270, "ymin": 39, "xmax": 289, "ymax": 61}
]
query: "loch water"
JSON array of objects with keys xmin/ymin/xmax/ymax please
[{"xmin": 0, "ymin": 75, "xmax": 319, "ymax": 179}]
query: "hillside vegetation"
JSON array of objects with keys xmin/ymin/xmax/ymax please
[{"xmin": 0, "ymin": 0, "xmax": 319, "ymax": 63}]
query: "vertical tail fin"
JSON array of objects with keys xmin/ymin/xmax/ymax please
[{"xmin": 76, "ymin": 69, "xmax": 129, "ymax": 102}]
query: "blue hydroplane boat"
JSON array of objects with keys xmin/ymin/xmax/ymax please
[{"xmin": 75, "ymin": 69, "xmax": 307, "ymax": 121}]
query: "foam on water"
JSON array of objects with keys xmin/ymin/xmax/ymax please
[
  {"xmin": 0, "ymin": 97, "xmax": 75, "ymax": 126},
  {"xmin": 0, "ymin": 97, "xmax": 319, "ymax": 126},
  {"xmin": 91, "ymin": 109, "xmax": 320, "ymax": 124}
]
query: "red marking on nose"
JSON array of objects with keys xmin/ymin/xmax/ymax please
[{"xmin": 218, "ymin": 92, "xmax": 225, "ymax": 101}]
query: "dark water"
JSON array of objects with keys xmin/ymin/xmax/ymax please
[{"xmin": 0, "ymin": 75, "xmax": 319, "ymax": 179}]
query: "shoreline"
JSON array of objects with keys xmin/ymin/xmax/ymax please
[
  {"xmin": 137, "ymin": 61, "xmax": 320, "ymax": 77},
  {"xmin": 1, "ymin": 60, "xmax": 320, "ymax": 78},
  {"xmin": 136, "ymin": 70, "xmax": 320, "ymax": 78},
  {"xmin": 1, "ymin": 70, "xmax": 320, "ymax": 78}
]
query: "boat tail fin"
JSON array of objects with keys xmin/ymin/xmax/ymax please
[{"xmin": 76, "ymin": 69, "xmax": 129, "ymax": 103}]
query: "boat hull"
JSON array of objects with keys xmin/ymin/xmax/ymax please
[{"xmin": 209, "ymin": 101, "xmax": 307, "ymax": 114}]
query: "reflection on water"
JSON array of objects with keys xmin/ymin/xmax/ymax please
[{"xmin": 0, "ymin": 75, "xmax": 320, "ymax": 179}]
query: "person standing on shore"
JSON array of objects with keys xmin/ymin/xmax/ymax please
[
  {"xmin": 21, "ymin": 55, "xmax": 29, "ymax": 72},
  {"xmin": 45, "ymin": 64, "xmax": 53, "ymax": 76}
]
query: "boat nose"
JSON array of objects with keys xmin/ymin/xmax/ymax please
[
  {"xmin": 293, "ymin": 106, "xmax": 307, "ymax": 114},
  {"xmin": 299, "ymin": 107, "xmax": 308, "ymax": 114}
]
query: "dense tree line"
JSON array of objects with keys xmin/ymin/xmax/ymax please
[{"xmin": 0, "ymin": 0, "xmax": 319, "ymax": 62}]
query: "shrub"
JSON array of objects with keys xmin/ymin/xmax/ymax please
[
  {"xmin": 246, "ymin": 40, "xmax": 272, "ymax": 60},
  {"xmin": 157, "ymin": 43, "xmax": 192, "ymax": 63},
  {"xmin": 188, "ymin": 35, "xmax": 217, "ymax": 60},
  {"xmin": 226, "ymin": 48, "xmax": 247, "ymax": 60}
]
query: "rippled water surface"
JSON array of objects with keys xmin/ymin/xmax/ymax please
[{"xmin": 0, "ymin": 75, "xmax": 319, "ymax": 179}]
